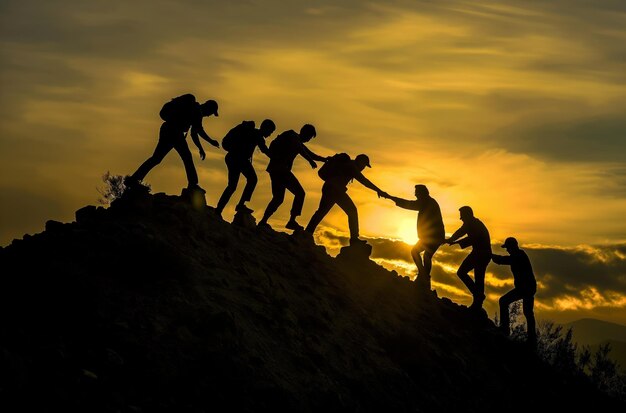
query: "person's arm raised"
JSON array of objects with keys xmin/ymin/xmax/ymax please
[
  {"xmin": 354, "ymin": 172, "xmax": 387, "ymax": 198},
  {"xmin": 445, "ymin": 225, "xmax": 467, "ymax": 245}
]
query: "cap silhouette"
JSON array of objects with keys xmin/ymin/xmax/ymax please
[
  {"xmin": 355, "ymin": 154, "xmax": 371, "ymax": 168},
  {"xmin": 501, "ymin": 237, "xmax": 518, "ymax": 249}
]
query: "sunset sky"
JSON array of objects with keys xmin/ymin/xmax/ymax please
[{"xmin": 1, "ymin": 1, "xmax": 625, "ymax": 324}]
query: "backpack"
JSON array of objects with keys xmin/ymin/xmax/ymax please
[
  {"xmin": 268, "ymin": 130, "xmax": 298, "ymax": 158},
  {"xmin": 159, "ymin": 94, "xmax": 197, "ymax": 123},
  {"xmin": 222, "ymin": 120, "xmax": 255, "ymax": 152},
  {"xmin": 318, "ymin": 153, "xmax": 352, "ymax": 181}
]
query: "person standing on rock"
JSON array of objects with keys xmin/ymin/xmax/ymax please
[
  {"xmin": 214, "ymin": 119, "xmax": 276, "ymax": 218},
  {"xmin": 445, "ymin": 206, "xmax": 492, "ymax": 310},
  {"xmin": 126, "ymin": 94, "xmax": 220, "ymax": 192},
  {"xmin": 492, "ymin": 237, "xmax": 537, "ymax": 345},
  {"xmin": 305, "ymin": 153, "xmax": 386, "ymax": 246},
  {"xmin": 382, "ymin": 185, "xmax": 445, "ymax": 290},
  {"xmin": 257, "ymin": 124, "xmax": 327, "ymax": 231}
]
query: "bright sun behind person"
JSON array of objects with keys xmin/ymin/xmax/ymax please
[{"xmin": 397, "ymin": 218, "xmax": 418, "ymax": 245}]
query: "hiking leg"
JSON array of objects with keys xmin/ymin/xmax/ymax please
[
  {"xmin": 131, "ymin": 136, "xmax": 173, "ymax": 182},
  {"xmin": 259, "ymin": 173, "xmax": 286, "ymax": 224},
  {"xmin": 411, "ymin": 242, "xmax": 426, "ymax": 276},
  {"xmin": 173, "ymin": 139, "xmax": 198, "ymax": 186},
  {"xmin": 472, "ymin": 253, "xmax": 490, "ymax": 308},
  {"xmin": 456, "ymin": 254, "xmax": 476, "ymax": 295},
  {"xmin": 423, "ymin": 243, "xmax": 440, "ymax": 278},
  {"xmin": 523, "ymin": 295, "xmax": 536, "ymax": 343},
  {"xmin": 499, "ymin": 289, "xmax": 520, "ymax": 335},
  {"xmin": 238, "ymin": 160, "xmax": 257, "ymax": 206},
  {"xmin": 285, "ymin": 172, "xmax": 305, "ymax": 219},
  {"xmin": 305, "ymin": 189, "xmax": 336, "ymax": 234},
  {"xmin": 335, "ymin": 192, "xmax": 359, "ymax": 240},
  {"xmin": 216, "ymin": 154, "xmax": 241, "ymax": 214}
]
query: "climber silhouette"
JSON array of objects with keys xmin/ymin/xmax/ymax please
[
  {"xmin": 383, "ymin": 185, "xmax": 445, "ymax": 290},
  {"xmin": 305, "ymin": 154, "xmax": 386, "ymax": 245},
  {"xmin": 126, "ymin": 94, "xmax": 220, "ymax": 192},
  {"xmin": 492, "ymin": 237, "xmax": 537, "ymax": 345},
  {"xmin": 214, "ymin": 119, "xmax": 276, "ymax": 217},
  {"xmin": 445, "ymin": 206, "xmax": 492, "ymax": 310},
  {"xmin": 258, "ymin": 124, "xmax": 327, "ymax": 231}
]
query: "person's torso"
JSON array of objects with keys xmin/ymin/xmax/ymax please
[
  {"xmin": 466, "ymin": 218, "xmax": 491, "ymax": 251},
  {"xmin": 510, "ymin": 250, "xmax": 537, "ymax": 290},
  {"xmin": 325, "ymin": 160, "xmax": 359, "ymax": 189},
  {"xmin": 165, "ymin": 102, "xmax": 202, "ymax": 133},
  {"xmin": 267, "ymin": 130, "xmax": 302, "ymax": 172},
  {"xmin": 229, "ymin": 124, "xmax": 262, "ymax": 159},
  {"xmin": 416, "ymin": 197, "xmax": 445, "ymax": 241}
]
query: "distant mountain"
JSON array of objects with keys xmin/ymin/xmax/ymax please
[
  {"xmin": 0, "ymin": 191, "xmax": 623, "ymax": 411},
  {"xmin": 566, "ymin": 318, "xmax": 626, "ymax": 371},
  {"xmin": 566, "ymin": 318, "xmax": 626, "ymax": 346}
]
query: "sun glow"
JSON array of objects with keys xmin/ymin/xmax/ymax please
[{"xmin": 397, "ymin": 218, "xmax": 418, "ymax": 245}]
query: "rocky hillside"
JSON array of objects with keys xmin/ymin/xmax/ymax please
[{"xmin": 0, "ymin": 191, "xmax": 622, "ymax": 412}]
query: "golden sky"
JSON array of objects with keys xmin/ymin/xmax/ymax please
[{"xmin": 1, "ymin": 1, "xmax": 625, "ymax": 323}]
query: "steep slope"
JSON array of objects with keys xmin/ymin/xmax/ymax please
[{"xmin": 0, "ymin": 191, "xmax": 622, "ymax": 412}]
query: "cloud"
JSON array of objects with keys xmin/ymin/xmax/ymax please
[{"xmin": 492, "ymin": 113, "xmax": 626, "ymax": 163}]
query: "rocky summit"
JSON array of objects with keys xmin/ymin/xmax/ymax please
[{"xmin": 0, "ymin": 191, "xmax": 621, "ymax": 412}]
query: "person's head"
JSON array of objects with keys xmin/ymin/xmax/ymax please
[
  {"xmin": 299, "ymin": 124, "xmax": 316, "ymax": 142},
  {"xmin": 259, "ymin": 119, "xmax": 276, "ymax": 138},
  {"xmin": 459, "ymin": 206, "xmax": 474, "ymax": 222},
  {"xmin": 501, "ymin": 237, "xmax": 519, "ymax": 253},
  {"xmin": 414, "ymin": 184, "xmax": 429, "ymax": 198},
  {"xmin": 200, "ymin": 99, "xmax": 219, "ymax": 117},
  {"xmin": 354, "ymin": 154, "xmax": 371, "ymax": 171}
]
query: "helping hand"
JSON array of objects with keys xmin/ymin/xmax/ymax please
[
  {"xmin": 210, "ymin": 139, "xmax": 220, "ymax": 148},
  {"xmin": 310, "ymin": 160, "xmax": 318, "ymax": 169}
]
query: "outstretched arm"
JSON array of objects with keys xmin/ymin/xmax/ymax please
[
  {"xmin": 299, "ymin": 143, "xmax": 327, "ymax": 168},
  {"xmin": 390, "ymin": 197, "xmax": 420, "ymax": 211},
  {"xmin": 257, "ymin": 137, "xmax": 270, "ymax": 157},
  {"xmin": 192, "ymin": 126, "xmax": 220, "ymax": 149},
  {"xmin": 446, "ymin": 225, "xmax": 467, "ymax": 245},
  {"xmin": 354, "ymin": 172, "xmax": 386, "ymax": 198},
  {"xmin": 491, "ymin": 254, "xmax": 512, "ymax": 265}
]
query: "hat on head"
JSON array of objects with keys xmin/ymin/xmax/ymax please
[
  {"xmin": 501, "ymin": 237, "xmax": 518, "ymax": 249},
  {"xmin": 355, "ymin": 154, "xmax": 371, "ymax": 168}
]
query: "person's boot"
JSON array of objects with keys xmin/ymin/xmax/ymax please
[
  {"xmin": 416, "ymin": 274, "xmax": 432, "ymax": 291},
  {"xmin": 187, "ymin": 183, "xmax": 206, "ymax": 194},
  {"xmin": 469, "ymin": 292, "xmax": 486, "ymax": 310},
  {"xmin": 123, "ymin": 175, "xmax": 139, "ymax": 188},
  {"xmin": 285, "ymin": 218, "xmax": 303, "ymax": 231},
  {"xmin": 235, "ymin": 203, "xmax": 254, "ymax": 214},
  {"xmin": 349, "ymin": 237, "xmax": 368, "ymax": 246}
]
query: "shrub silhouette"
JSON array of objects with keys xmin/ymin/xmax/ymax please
[
  {"xmin": 500, "ymin": 304, "xmax": 626, "ymax": 401},
  {"xmin": 97, "ymin": 171, "xmax": 150, "ymax": 205}
]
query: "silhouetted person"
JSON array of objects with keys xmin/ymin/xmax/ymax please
[
  {"xmin": 492, "ymin": 237, "xmax": 537, "ymax": 345},
  {"xmin": 445, "ymin": 206, "xmax": 492, "ymax": 310},
  {"xmin": 126, "ymin": 94, "xmax": 220, "ymax": 191},
  {"xmin": 305, "ymin": 154, "xmax": 385, "ymax": 245},
  {"xmin": 258, "ymin": 124, "xmax": 326, "ymax": 230},
  {"xmin": 215, "ymin": 119, "xmax": 276, "ymax": 217},
  {"xmin": 384, "ymin": 185, "xmax": 445, "ymax": 290}
]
